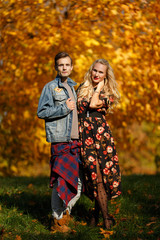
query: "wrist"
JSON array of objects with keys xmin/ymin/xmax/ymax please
[{"xmin": 94, "ymin": 90, "xmax": 100, "ymax": 94}]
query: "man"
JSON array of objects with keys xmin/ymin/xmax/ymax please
[{"xmin": 37, "ymin": 52, "xmax": 82, "ymax": 231}]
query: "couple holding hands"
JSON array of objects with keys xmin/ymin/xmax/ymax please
[{"xmin": 37, "ymin": 52, "xmax": 121, "ymax": 231}]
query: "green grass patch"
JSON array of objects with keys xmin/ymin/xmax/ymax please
[{"xmin": 0, "ymin": 175, "xmax": 159, "ymax": 239}]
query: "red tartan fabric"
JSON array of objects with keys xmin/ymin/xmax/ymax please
[{"xmin": 50, "ymin": 140, "xmax": 81, "ymax": 206}]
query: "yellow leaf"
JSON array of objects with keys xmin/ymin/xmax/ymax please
[
  {"xmin": 121, "ymin": 4, "xmax": 129, "ymax": 11},
  {"xmin": 11, "ymin": 165, "xmax": 18, "ymax": 173},
  {"xmin": 48, "ymin": 37, "xmax": 55, "ymax": 44},
  {"xmin": 15, "ymin": 69, "xmax": 21, "ymax": 77},
  {"xmin": 122, "ymin": 121, "xmax": 127, "ymax": 127},
  {"xmin": 100, "ymin": 228, "xmax": 114, "ymax": 238},
  {"xmin": 111, "ymin": 9, "xmax": 118, "ymax": 15},
  {"xmin": 11, "ymin": 114, "xmax": 16, "ymax": 121},
  {"xmin": 11, "ymin": 64, "xmax": 16, "ymax": 70},
  {"xmin": 23, "ymin": 110, "xmax": 30, "ymax": 119},
  {"xmin": 152, "ymin": 80, "xmax": 158, "ymax": 90},
  {"xmin": 94, "ymin": 29, "xmax": 101, "ymax": 36},
  {"xmin": 80, "ymin": 221, "xmax": 87, "ymax": 226},
  {"xmin": 7, "ymin": 31, "xmax": 16, "ymax": 36},
  {"xmin": 84, "ymin": 39, "xmax": 100, "ymax": 47},
  {"xmin": 146, "ymin": 104, "xmax": 151, "ymax": 111},
  {"xmin": 87, "ymin": 7, "xmax": 92, "ymax": 12}
]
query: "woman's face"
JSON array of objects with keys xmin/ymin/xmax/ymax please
[{"xmin": 91, "ymin": 63, "xmax": 107, "ymax": 87}]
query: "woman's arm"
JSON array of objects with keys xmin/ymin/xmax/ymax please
[{"xmin": 89, "ymin": 80, "xmax": 104, "ymax": 108}]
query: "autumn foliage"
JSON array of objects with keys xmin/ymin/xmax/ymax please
[{"xmin": 0, "ymin": 0, "xmax": 160, "ymax": 175}]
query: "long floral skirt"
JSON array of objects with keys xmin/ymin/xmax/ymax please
[{"xmin": 78, "ymin": 115, "xmax": 121, "ymax": 200}]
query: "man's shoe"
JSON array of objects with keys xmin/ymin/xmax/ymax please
[{"xmin": 51, "ymin": 218, "xmax": 71, "ymax": 233}]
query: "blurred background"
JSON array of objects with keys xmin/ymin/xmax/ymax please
[{"xmin": 0, "ymin": 0, "xmax": 160, "ymax": 177}]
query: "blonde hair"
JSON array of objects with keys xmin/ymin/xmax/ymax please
[{"xmin": 78, "ymin": 59, "xmax": 120, "ymax": 106}]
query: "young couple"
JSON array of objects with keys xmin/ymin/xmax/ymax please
[{"xmin": 37, "ymin": 52, "xmax": 121, "ymax": 232}]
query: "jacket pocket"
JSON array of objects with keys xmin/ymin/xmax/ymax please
[{"xmin": 54, "ymin": 93, "xmax": 67, "ymax": 101}]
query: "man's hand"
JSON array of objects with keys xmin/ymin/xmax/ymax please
[{"xmin": 66, "ymin": 98, "xmax": 75, "ymax": 110}]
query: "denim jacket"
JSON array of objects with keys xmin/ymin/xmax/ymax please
[{"xmin": 37, "ymin": 76, "xmax": 77, "ymax": 142}]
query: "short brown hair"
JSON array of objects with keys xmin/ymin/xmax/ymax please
[{"xmin": 55, "ymin": 52, "xmax": 72, "ymax": 66}]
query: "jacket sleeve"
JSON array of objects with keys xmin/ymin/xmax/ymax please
[{"xmin": 37, "ymin": 84, "xmax": 71, "ymax": 120}]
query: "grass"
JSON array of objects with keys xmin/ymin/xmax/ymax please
[{"xmin": 0, "ymin": 175, "xmax": 160, "ymax": 240}]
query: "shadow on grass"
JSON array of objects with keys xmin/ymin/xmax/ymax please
[
  {"xmin": 0, "ymin": 176, "xmax": 91, "ymax": 227},
  {"xmin": 0, "ymin": 175, "xmax": 160, "ymax": 240},
  {"xmin": 0, "ymin": 177, "xmax": 51, "ymax": 227}
]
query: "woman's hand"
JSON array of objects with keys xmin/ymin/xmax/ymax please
[
  {"xmin": 89, "ymin": 79, "xmax": 105, "ymax": 109},
  {"xmin": 96, "ymin": 79, "xmax": 105, "ymax": 93}
]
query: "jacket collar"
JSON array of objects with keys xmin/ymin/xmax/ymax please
[{"xmin": 55, "ymin": 75, "xmax": 77, "ymax": 87}]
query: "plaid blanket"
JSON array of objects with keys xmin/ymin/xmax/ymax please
[{"xmin": 50, "ymin": 140, "xmax": 81, "ymax": 206}]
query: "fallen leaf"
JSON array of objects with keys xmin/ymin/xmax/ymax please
[
  {"xmin": 114, "ymin": 208, "xmax": 120, "ymax": 214},
  {"xmin": 15, "ymin": 235, "xmax": 22, "ymax": 240},
  {"xmin": 111, "ymin": 199, "xmax": 117, "ymax": 205},
  {"xmin": 97, "ymin": 222, "xmax": 103, "ymax": 226},
  {"xmin": 146, "ymin": 221, "xmax": 156, "ymax": 226},
  {"xmin": 27, "ymin": 183, "xmax": 33, "ymax": 189},
  {"xmin": 51, "ymin": 228, "xmax": 57, "ymax": 234},
  {"xmin": 147, "ymin": 230, "xmax": 154, "ymax": 234},
  {"xmin": 32, "ymin": 219, "xmax": 38, "ymax": 223},
  {"xmin": 100, "ymin": 228, "xmax": 114, "ymax": 238},
  {"xmin": 127, "ymin": 190, "xmax": 131, "ymax": 195},
  {"xmin": 80, "ymin": 221, "xmax": 87, "ymax": 226}
]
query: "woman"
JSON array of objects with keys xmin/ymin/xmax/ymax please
[{"xmin": 77, "ymin": 59, "xmax": 121, "ymax": 229}]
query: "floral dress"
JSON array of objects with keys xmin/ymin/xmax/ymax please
[{"xmin": 77, "ymin": 92, "xmax": 121, "ymax": 200}]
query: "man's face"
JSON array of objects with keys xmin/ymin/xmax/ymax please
[{"xmin": 55, "ymin": 57, "xmax": 73, "ymax": 79}]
